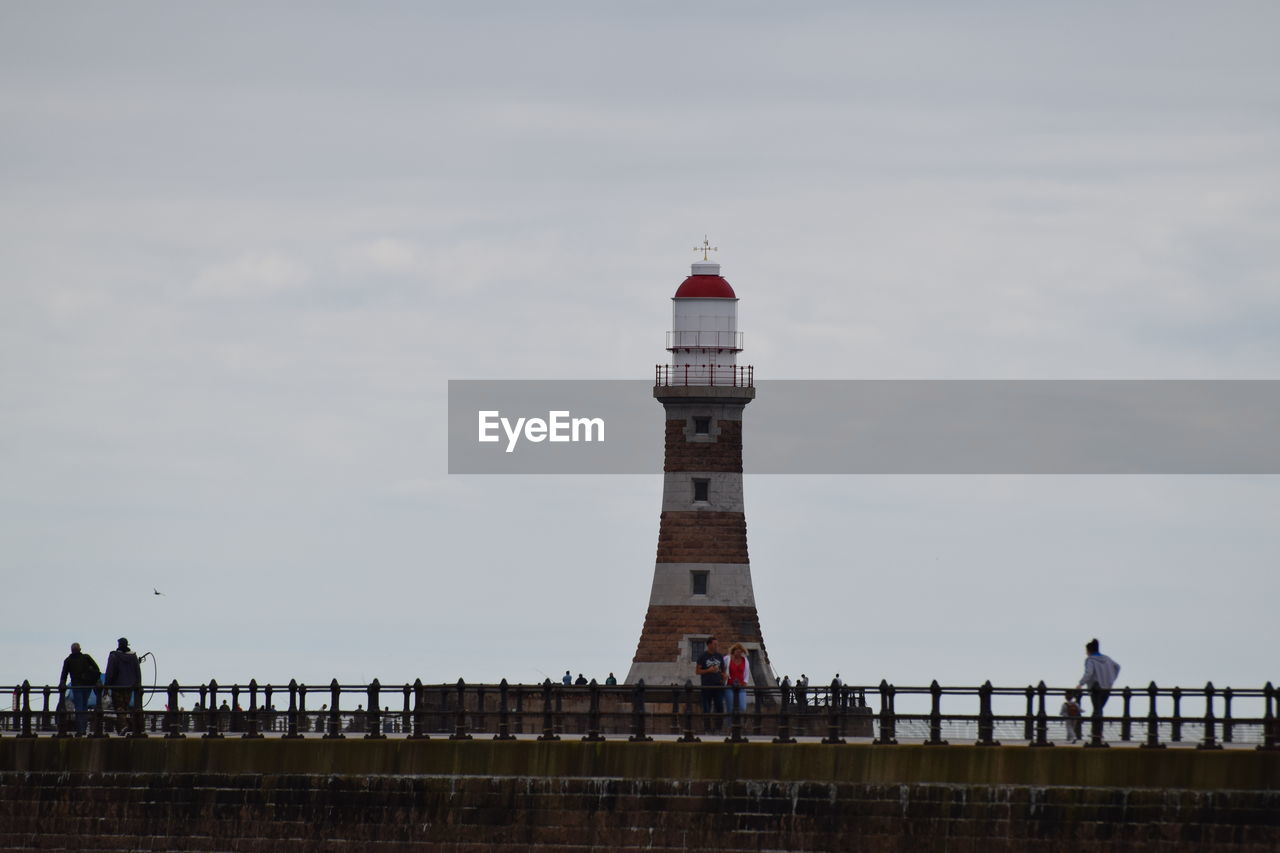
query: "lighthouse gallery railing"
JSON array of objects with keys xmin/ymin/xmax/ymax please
[{"xmin": 655, "ymin": 364, "xmax": 753, "ymax": 387}]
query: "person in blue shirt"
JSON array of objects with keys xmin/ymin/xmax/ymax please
[{"xmin": 58, "ymin": 643, "xmax": 100, "ymax": 736}]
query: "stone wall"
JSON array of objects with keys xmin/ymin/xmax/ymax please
[
  {"xmin": 3, "ymin": 770, "xmax": 1277, "ymax": 852},
  {"xmin": 3, "ymin": 740, "xmax": 1278, "ymax": 850}
]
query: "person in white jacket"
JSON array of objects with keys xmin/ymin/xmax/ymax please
[
  {"xmin": 1077, "ymin": 638, "xmax": 1121, "ymax": 717},
  {"xmin": 724, "ymin": 643, "xmax": 752, "ymax": 715}
]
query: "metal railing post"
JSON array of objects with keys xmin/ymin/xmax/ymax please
[
  {"xmin": 513, "ymin": 684, "xmax": 524, "ymax": 735},
  {"xmin": 19, "ymin": 681, "xmax": 34, "ymax": 738},
  {"xmin": 450, "ymin": 678, "xmax": 472, "ymax": 740},
  {"xmin": 166, "ymin": 681, "xmax": 185, "ymax": 739},
  {"xmin": 324, "ymin": 679, "xmax": 344, "ymax": 739},
  {"xmin": 874, "ymin": 680, "xmax": 897, "ymax": 745},
  {"xmin": 1120, "ymin": 687, "xmax": 1132, "ymax": 742},
  {"xmin": 203, "ymin": 680, "xmax": 222, "ymax": 739},
  {"xmin": 678, "ymin": 682, "xmax": 700, "ymax": 743},
  {"xmin": 1030, "ymin": 681, "xmax": 1052, "ymax": 747},
  {"xmin": 583, "ymin": 679, "xmax": 604, "ymax": 742},
  {"xmin": 819, "ymin": 677, "xmax": 843, "ymax": 744},
  {"xmin": 366, "ymin": 679, "xmax": 385, "ymax": 739},
  {"xmin": 54, "ymin": 687, "xmax": 71, "ymax": 738},
  {"xmin": 243, "ymin": 680, "xmax": 263, "ymax": 739},
  {"xmin": 1023, "ymin": 686, "xmax": 1034, "ymax": 742},
  {"xmin": 629, "ymin": 681, "xmax": 652, "ymax": 742},
  {"xmin": 434, "ymin": 684, "xmax": 444, "ymax": 733},
  {"xmin": 1140, "ymin": 682, "xmax": 1165, "ymax": 749},
  {"xmin": 283, "ymin": 680, "xmax": 301, "ymax": 739},
  {"xmin": 297, "ymin": 684, "xmax": 308, "ymax": 735},
  {"xmin": 1222, "ymin": 686, "xmax": 1233, "ymax": 744},
  {"xmin": 410, "ymin": 679, "xmax": 429, "ymax": 740},
  {"xmin": 1197, "ymin": 682, "xmax": 1222, "ymax": 750},
  {"xmin": 1259, "ymin": 682, "xmax": 1278, "ymax": 751},
  {"xmin": 926, "ymin": 680, "xmax": 949, "ymax": 746},
  {"xmin": 130, "ymin": 684, "xmax": 147, "ymax": 739},
  {"xmin": 401, "ymin": 684, "xmax": 411, "ymax": 736},
  {"xmin": 537, "ymin": 679, "xmax": 559, "ymax": 741},
  {"xmin": 773, "ymin": 685, "xmax": 796, "ymax": 744},
  {"xmin": 975, "ymin": 681, "xmax": 1000, "ymax": 747},
  {"xmin": 1171, "ymin": 687, "xmax": 1183, "ymax": 742},
  {"xmin": 495, "ymin": 679, "xmax": 515, "ymax": 741},
  {"xmin": 728, "ymin": 683, "xmax": 747, "ymax": 744},
  {"xmin": 229, "ymin": 685, "xmax": 241, "ymax": 733},
  {"xmin": 1085, "ymin": 685, "xmax": 1109, "ymax": 749},
  {"xmin": 197, "ymin": 684, "xmax": 208, "ymax": 733},
  {"xmin": 90, "ymin": 682, "xmax": 106, "ymax": 738}
]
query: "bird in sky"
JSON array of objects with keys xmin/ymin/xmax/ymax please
[{"xmin": 153, "ymin": 588, "xmax": 163, "ymax": 596}]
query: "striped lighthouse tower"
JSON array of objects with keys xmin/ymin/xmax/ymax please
[{"xmin": 625, "ymin": 244, "xmax": 775, "ymax": 688}]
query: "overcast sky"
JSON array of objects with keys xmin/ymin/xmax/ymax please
[{"xmin": 2, "ymin": 3, "xmax": 1277, "ymax": 696}]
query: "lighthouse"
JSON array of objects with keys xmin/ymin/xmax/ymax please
[{"xmin": 625, "ymin": 248, "xmax": 775, "ymax": 688}]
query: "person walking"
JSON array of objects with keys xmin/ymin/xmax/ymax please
[
  {"xmin": 104, "ymin": 637, "xmax": 142, "ymax": 735},
  {"xmin": 57, "ymin": 643, "xmax": 100, "ymax": 736},
  {"xmin": 1077, "ymin": 638, "xmax": 1121, "ymax": 719},
  {"xmin": 695, "ymin": 636, "xmax": 727, "ymax": 731},
  {"xmin": 724, "ymin": 643, "xmax": 751, "ymax": 717}
]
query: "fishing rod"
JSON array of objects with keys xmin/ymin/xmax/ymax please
[{"xmin": 137, "ymin": 651, "xmax": 159, "ymax": 709}]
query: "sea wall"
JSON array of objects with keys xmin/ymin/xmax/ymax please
[{"xmin": 2, "ymin": 739, "xmax": 1276, "ymax": 851}]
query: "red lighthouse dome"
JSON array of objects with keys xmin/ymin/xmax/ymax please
[{"xmin": 674, "ymin": 260, "xmax": 737, "ymax": 298}]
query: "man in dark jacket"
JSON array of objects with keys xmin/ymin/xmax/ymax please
[
  {"xmin": 58, "ymin": 643, "xmax": 100, "ymax": 735},
  {"xmin": 104, "ymin": 637, "xmax": 142, "ymax": 735}
]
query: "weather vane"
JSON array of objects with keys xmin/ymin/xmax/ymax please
[{"xmin": 693, "ymin": 236, "xmax": 718, "ymax": 261}]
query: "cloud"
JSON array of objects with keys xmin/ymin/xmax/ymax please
[
  {"xmin": 1, "ymin": 2, "xmax": 1277, "ymax": 690},
  {"xmin": 191, "ymin": 252, "xmax": 308, "ymax": 297},
  {"xmin": 342, "ymin": 238, "xmax": 424, "ymax": 275}
]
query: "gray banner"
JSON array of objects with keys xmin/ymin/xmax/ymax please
[{"xmin": 448, "ymin": 380, "xmax": 1280, "ymax": 474}]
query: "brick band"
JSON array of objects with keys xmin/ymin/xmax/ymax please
[
  {"xmin": 664, "ymin": 420, "xmax": 744, "ymax": 472},
  {"xmin": 655, "ymin": 511, "xmax": 748, "ymax": 564},
  {"xmin": 632, "ymin": 604, "xmax": 765, "ymax": 662}
]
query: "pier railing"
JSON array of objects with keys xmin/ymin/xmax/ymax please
[{"xmin": 4, "ymin": 679, "xmax": 1277, "ymax": 749}]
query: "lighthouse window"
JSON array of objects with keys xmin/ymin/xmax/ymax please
[
  {"xmin": 693, "ymin": 416, "xmax": 711, "ymax": 435},
  {"xmin": 693, "ymin": 479, "xmax": 710, "ymax": 502},
  {"xmin": 691, "ymin": 571, "xmax": 709, "ymax": 596}
]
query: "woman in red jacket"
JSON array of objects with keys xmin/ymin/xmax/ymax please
[{"xmin": 725, "ymin": 643, "xmax": 751, "ymax": 715}]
